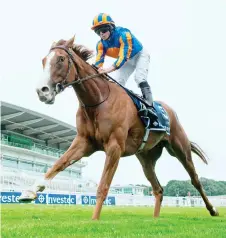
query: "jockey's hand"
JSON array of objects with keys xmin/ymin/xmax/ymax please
[
  {"xmin": 97, "ymin": 67, "xmax": 104, "ymax": 73},
  {"xmin": 98, "ymin": 65, "xmax": 116, "ymax": 74}
]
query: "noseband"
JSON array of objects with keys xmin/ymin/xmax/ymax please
[{"xmin": 50, "ymin": 45, "xmax": 110, "ymax": 107}]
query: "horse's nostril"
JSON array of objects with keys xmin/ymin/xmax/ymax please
[{"xmin": 41, "ymin": 86, "xmax": 49, "ymax": 93}]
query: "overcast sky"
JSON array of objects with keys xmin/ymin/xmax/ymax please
[{"xmin": 1, "ymin": 0, "xmax": 226, "ymax": 186}]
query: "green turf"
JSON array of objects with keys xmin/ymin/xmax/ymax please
[{"xmin": 1, "ymin": 205, "xmax": 226, "ymax": 238}]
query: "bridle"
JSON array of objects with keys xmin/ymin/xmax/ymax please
[{"xmin": 50, "ymin": 45, "xmax": 110, "ymax": 107}]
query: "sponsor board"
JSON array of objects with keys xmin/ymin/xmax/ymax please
[
  {"xmin": 81, "ymin": 195, "xmax": 116, "ymax": 205},
  {"xmin": 35, "ymin": 193, "xmax": 47, "ymax": 204},
  {"xmin": 47, "ymin": 194, "xmax": 76, "ymax": 204},
  {"xmin": 0, "ymin": 192, "xmax": 21, "ymax": 203},
  {"xmin": 0, "ymin": 192, "xmax": 76, "ymax": 205}
]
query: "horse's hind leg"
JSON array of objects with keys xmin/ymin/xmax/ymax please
[
  {"xmin": 136, "ymin": 143, "xmax": 164, "ymax": 217},
  {"xmin": 166, "ymin": 127, "xmax": 219, "ymax": 216}
]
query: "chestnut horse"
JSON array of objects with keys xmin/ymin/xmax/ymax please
[{"xmin": 19, "ymin": 36, "xmax": 219, "ymax": 219}]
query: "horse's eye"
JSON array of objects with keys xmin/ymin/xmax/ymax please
[{"xmin": 58, "ymin": 56, "xmax": 65, "ymax": 62}]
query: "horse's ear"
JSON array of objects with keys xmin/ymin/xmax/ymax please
[
  {"xmin": 51, "ymin": 41, "xmax": 57, "ymax": 48},
  {"xmin": 65, "ymin": 36, "xmax": 75, "ymax": 48}
]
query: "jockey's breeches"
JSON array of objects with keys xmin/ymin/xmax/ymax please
[{"xmin": 115, "ymin": 48, "xmax": 150, "ymax": 86}]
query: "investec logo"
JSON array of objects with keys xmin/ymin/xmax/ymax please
[
  {"xmin": 48, "ymin": 194, "xmax": 76, "ymax": 204},
  {"xmin": 36, "ymin": 193, "xmax": 47, "ymax": 204},
  {"xmin": 35, "ymin": 193, "xmax": 76, "ymax": 204},
  {"xmin": 82, "ymin": 195, "xmax": 90, "ymax": 205},
  {"xmin": 0, "ymin": 192, "xmax": 21, "ymax": 203},
  {"xmin": 82, "ymin": 195, "xmax": 116, "ymax": 205}
]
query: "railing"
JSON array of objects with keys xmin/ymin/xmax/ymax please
[{"xmin": 1, "ymin": 168, "xmax": 94, "ymax": 194}]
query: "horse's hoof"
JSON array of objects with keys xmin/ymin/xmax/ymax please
[
  {"xmin": 210, "ymin": 207, "xmax": 219, "ymax": 216},
  {"xmin": 37, "ymin": 185, "xmax": 45, "ymax": 192},
  {"xmin": 18, "ymin": 190, "xmax": 37, "ymax": 203}
]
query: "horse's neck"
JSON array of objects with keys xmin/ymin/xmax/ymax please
[{"xmin": 72, "ymin": 59, "xmax": 109, "ymax": 108}]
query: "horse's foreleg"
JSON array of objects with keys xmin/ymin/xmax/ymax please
[
  {"xmin": 92, "ymin": 136, "xmax": 123, "ymax": 220},
  {"xmin": 19, "ymin": 136, "xmax": 93, "ymax": 202},
  {"xmin": 44, "ymin": 137, "xmax": 93, "ymax": 180}
]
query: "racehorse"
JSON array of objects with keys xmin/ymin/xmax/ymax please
[{"xmin": 19, "ymin": 36, "xmax": 219, "ymax": 219}]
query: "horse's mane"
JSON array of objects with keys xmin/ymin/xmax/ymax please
[
  {"xmin": 72, "ymin": 44, "xmax": 94, "ymax": 62},
  {"xmin": 55, "ymin": 39, "xmax": 94, "ymax": 62}
]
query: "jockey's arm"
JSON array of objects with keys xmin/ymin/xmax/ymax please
[
  {"xmin": 114, "ymin": 31, "xmax": 132, "ymax": 69},
  {"xmin": 94, "ymin": 41, "xmax": 105, "ymax": 68}
]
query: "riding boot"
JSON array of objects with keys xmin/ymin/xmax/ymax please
[
  {"xmin": 139, "ymin": 81, "xmax": 154, "ymax": 106},
  {"xmin": 139, "ymin": 81, "xmax": 158, "ymax": 120}
]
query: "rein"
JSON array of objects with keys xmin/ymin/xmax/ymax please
[{"xmin": 50, "ymin": 46, "xmax": 110, "ymax": 107}]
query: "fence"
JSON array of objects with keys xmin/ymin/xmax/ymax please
[{"xmin": 1, "ymin": 191, "xmax": 226, "ymax": 207}]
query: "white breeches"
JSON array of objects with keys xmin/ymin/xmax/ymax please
[{"xmin": 115, "ymin": 48, "xmax": 150, "ymax": 87}]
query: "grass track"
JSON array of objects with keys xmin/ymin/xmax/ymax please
[{"xmin": 1, "ymin": 205, "xmax": 226, "ymax": 238}]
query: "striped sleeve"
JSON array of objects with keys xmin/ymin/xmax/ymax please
[
  {"xmin": 94, "ymin": 41, "xmax": 105, "ymax": 68},
  {"xmin": 114, "ymin": 31, "xmax": 133, "ymax": 69}
]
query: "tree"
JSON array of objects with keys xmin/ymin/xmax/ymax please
[{"xmin": 163, "ymin": 178, "xmax": 226, "ymax": 196}]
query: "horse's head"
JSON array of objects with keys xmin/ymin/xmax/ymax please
[{"xmin": 36, "ymin": 36, "xmax": 78, "ymax": 104}]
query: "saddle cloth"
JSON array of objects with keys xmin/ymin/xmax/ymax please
[{"xmin": 124, "ymin": 88, "xmax": 170, "ymax": 135}]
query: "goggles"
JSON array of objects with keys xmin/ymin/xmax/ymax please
[{"xmin": 95, "ymin": 25, "xmax": 111, "ymax": 35}]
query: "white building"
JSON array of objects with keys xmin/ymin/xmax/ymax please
[{"xmin": 110, "ymin": 184, "xmax": 149, "ymax": 196}]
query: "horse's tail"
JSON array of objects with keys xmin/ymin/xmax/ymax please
[{"xmin": 190, "ymin": 141, "xmax": 208, "ymax": 165}]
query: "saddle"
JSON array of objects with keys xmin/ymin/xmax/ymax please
[{"xmin": 123, "ymin": 88, "xmax": 170, "ymax": 135}]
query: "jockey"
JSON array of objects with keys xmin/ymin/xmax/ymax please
[{"xmin": 91, "ymin": 13, "xmax": 155, "ymax": 109}]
